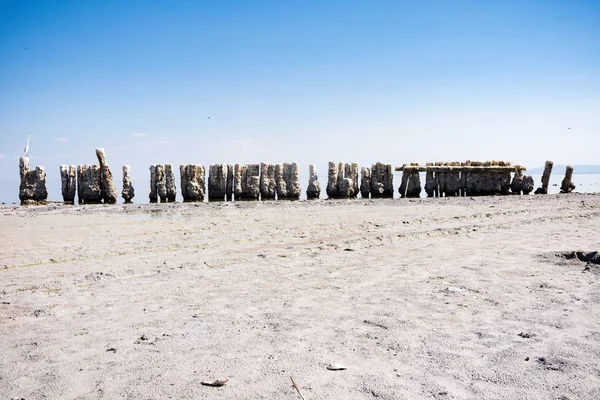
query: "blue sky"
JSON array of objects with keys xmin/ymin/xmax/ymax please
[{"xmin": 1, "ymin": 0, "xmax": 599, "ymax": 183}]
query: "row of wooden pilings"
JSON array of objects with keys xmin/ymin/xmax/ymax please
[{"xmin": 17, "ymin": 149, "xmax": 576, "ymax": 204}]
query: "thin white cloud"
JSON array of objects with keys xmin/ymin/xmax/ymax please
[
  {"xmin": 151, "ymin": 138, "xmax": 173, "ymax": 145},
  {"xmin": 131, "ymin": 132, "xmax": 147, "ymax": 137},
  {"xmin": 26, "ymin": 134, "xmax": 37, "ymax": 138},
  {"xmin": 54, "ymin": 137, "xmax": 68, "ymax": 142},
  {"xmin": 105, "ymin": 145, "xmax": 141, "ymax": 151}
]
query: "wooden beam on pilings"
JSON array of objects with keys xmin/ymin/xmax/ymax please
[{"xmin": 395, "ymin": 165, "xmax": 526, "ymax": 173}]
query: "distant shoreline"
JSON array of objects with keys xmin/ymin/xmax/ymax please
[{"xmin": 528, "ymin": 165, "xmax": 600, "ymax": 174}]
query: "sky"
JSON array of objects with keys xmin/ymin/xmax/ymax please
[{"xmin": 1, "ymin": 0, "xmax": 599, "ymax": 183}]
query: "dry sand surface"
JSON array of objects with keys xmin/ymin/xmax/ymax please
[{"xmin": 1, "ymin": 194, "xmax": 600, "ymax": 399}]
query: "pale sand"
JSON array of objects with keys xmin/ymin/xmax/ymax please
[{"xmin": 1, "ymin": 194, "xmax": 599, "ymax": 399}]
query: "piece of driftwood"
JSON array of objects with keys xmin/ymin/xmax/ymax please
[
  {"xmin": 290, "ymin": 376, "xmax": 306, "ymax": 400},
  {"xmin": 201, "ymin": 377, "xmax": 229, "ymax": 387}
]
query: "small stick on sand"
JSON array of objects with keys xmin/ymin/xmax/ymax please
[{"xmin": 290, "ymin": 376, "xmax": 306, "ymax": 400}]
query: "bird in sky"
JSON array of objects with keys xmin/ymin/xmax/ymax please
[
  {"xmin": 23, "ymin": 138, "xmax": 29, "ymax": 157},
  {"xmin": 567, "ymin": 127, "xmax": 572, "ymax": 130}
]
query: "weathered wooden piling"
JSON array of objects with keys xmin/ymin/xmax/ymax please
[
  {"xmin": 560, "ymin": 166, "xmax": 575, "ymax": 193},
  {"xmin": 237, "ymin": 164, "xmax": 261, "ymax": 200},
  {"xmin": 336, "ymin": 162, "xmax": 358, "ymax": 198},
  {"xmin": 445, "ymin": 162, "xmax": 462, "ymax": 196},
  {"xmin": 122, "ymin": 166, "xmax": 135, "ymax": 203},
  {"xmin": 327, "ymin": 161, "xmax": 359, "ymax": 198},
  {"xmin": 225, "ymin": 164, "xmax": 234, "ymax": 201},
  {"xmin": 260, "ymin": 163, "xmax": 276, "ymax": 200},
  {"xmin": 246, "ymin": 164, "xmax": 258, "ymax": 199},
  {"xmin": 344, "ymin": 163, "xmax": 359, "ymax": 198},
  {"xmin": 208, "ymin": 164, "xmax": 228, "ymax": 201},
  {"xmin": 276, "ymin": 162, "xmax": 301, "ymax": 199},
  {"xmin": 95, "ymin": 148, "xmax": 118, "ymax": 204},
  {"xmin": 156, "ymin": 164, "xmax": 167, "ymax": 203},
  {"xmin": 336, "ymin": 162, "xmax": 347, "ymax": 197},
  {"xmin": 535, "ymin": 160, "xmax": 553, "ymax": 194},
  {"xmin": 19, "ymin": 157, "xmax": 48, "ymax": 204},
  {"xmin": 165, "ymin": 164, "xmax": 176, "ymax": 202},
  {"xmin": 179, "ymin": 164, "xmax": 205, "ymax": 202},
  {"xmin": 77, "ymin": 164, "xmax": 103, "ymax": 203},
  {"xmin": 522, "ymin": 175, "xmax": 534, "ymax": 195},
  {"xmin": 233, "ymin": 164, "xmax": 243, "ymax": 199},
  {"xmin": 77, "ymin": 165, "xmax": 84, "ymax": 203},
  {"xmin": 433, "ymin": 162, "xmax": 444, "ymax": 197},
  {"xmin": 399, "ymin": 163, "xmax": 421, "ymax": 198},
  {"xmin": 360, "ymin": 167, "xmax": 371, "ymax": 198},
  {"xmin": 459, "ymin": 162, "xmax": 468, "ymax": 197},
  {"xmin": 370, "ymin": 162, "xmax": 394, "ymax": 198},
  {"xmin": 306, "ymin": 164, "xmax": 321, "ymax": 199},
  {"xmin": 464, "ymin": 161, "xmax": 501, "ymax": 196},
  {"xmin": 424, "ymin": 163, "xmax": 435, "ymax": 197},
  {"xmin": 60, "ymin": 165, "xmax": 76, "ymax": 203},
  {"xmin": 407, "ymin": 171, "xmax": 421, "ymax": 197},
  {"xmin": 510, "ymin": 166, "xmax": 525, "ymax": 195},
  {"xmin": 326, "ymin": 162, "xmax": 340, "ymax": 198},
  {"xmin": 149, "ymin": 165, "xmax": 158, "ymax": 203}
]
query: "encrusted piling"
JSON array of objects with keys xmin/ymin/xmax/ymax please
[
  {"xmin": 165, "ymin": 164, "xmax": 176, "ymax": 202},
  {"xmin": 306, "ymin": 164, "xmax": 321, "ymax": 199},
  {"xmin": 460, "ymin": 162, "xmax": 469, "ymax": 197},
  {"xmin": 122, "ymin": 165, "xmax": 135, "ymax": 203},
  {"xmin": 424, "ymin": 163, "xmax": 435, "ymax": 197},
  {"xmin": 156, "ymin": 164, "xmax": 167, "ymax": 203},
  {"xmin": 463, "ymin": 161, "xmax": 507, "ymax": 196},
  {"xmin": 336, "ymin": 162, "xmax": 346, "ymax": 196},
  {"xmin": 60, "ymin": 165, "xmax": 76, "ymax": 203},
  {"xmin": 360, "ymin": 167, "xmax": 371, "ymax": 199},
  {"xmin": 343, "ymin": 163, "xmax": 359, "ymax": 198},
  {"xmin": 560, "ymin": 166, "xmax": 575, "ymax": 193},
  {"xmin": 288, "ymin": 162, "xmax": 301, "ymax": 199},
  {"xmin": 77, "ymin": 164, "xmax": 103, "ymax": 204},
  {"xmin": 234, "ymin": 164, "xmax": 260, "ymax": 200},
  {"xmin": 522, "ymin": 175, "xmax": 534, "ymax": 195},
  {"xmin": 399, "ymin": 164, "xmax": 421, "ymax": 198},
  {"xmin": 370, "ymin": 162, "xmax": 394, "ymax": 198},
  {"xmin": 95, "ymin": 148, "xmax": 118, "ymax": 204},
  {"xmin": 510, "ymin": 166, "xmax": 525, "ymax": 195},
  {"xmin": 445, "ymin": 162, "xmax": 462, "ymax": 196},
  {"xmin": 19, "ymin": 157, "xmax": 48, "ymax": 204},
  {"xmin": 226, "ymin": 164, "xmax": 234, "ymax": 201},
  {"xmin": 208, "ymin": 164, "xmax": 228, "ymax": 201},
  {"xmin": 406, "ymin": 171, "xmax": 421, "ymax": 197},
  {"xmin": 233, "ymin": 164, "xmax": 242, "ymax": 199},
  {"xmin": 434, "ymin": 162, "xmax": 444, "ymax": 197},
  {"xmin": 500, "ymin": 170, "xmax": 511, "ymax": 195},
  {"xmin": 149, "ymin": 165, "xmax": 158, "ymax": 203},
  {"xmin": 535, "ymin": 160, "xmax": 553, "ymax": 194},
  {"xmin": 179, "ymin": 164, "xmax": 205, "ymax": 202},
  {"xmin": 326, "ymin": 162, "xmax": 339, "ymax": 198},
  {"xmin": 276, "ymin": 162, "xmax": 300, "ymax": 199},
  {"xmin": 327, "ymin": 161, "xmax": 359, "ymax": 198},
  {"xmin": 260, "ymin": 163, "xmax": 276, "ymax": 200}
]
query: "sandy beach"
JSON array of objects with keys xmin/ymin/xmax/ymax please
[{"xmin": 1, "ymin": 194, "xmax": 599, "ymax": 399}]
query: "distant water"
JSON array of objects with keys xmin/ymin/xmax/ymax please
[{"xmin": 2, "ymin": 173, "xmax": 600, "ymax": 206}]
